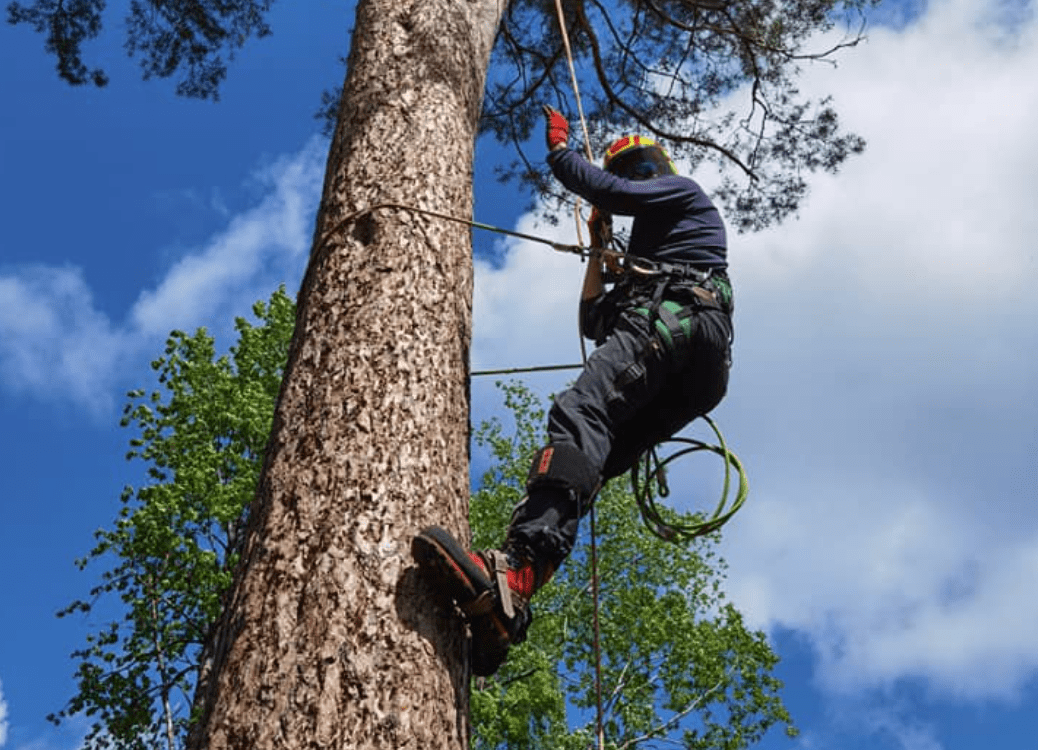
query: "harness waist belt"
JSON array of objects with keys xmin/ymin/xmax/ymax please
[{"xmin": 626, "ymin": 257, "xmax": 721, "ymax": 283}]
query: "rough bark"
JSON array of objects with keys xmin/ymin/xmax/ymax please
[{"xmin": 187, "ymin": 1, "xmax": 506, "ymax": 748}]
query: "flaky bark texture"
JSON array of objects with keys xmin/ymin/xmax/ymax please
[{"xmin": 187, "ymin": 1, "xmax": 506, "ymax": 748}]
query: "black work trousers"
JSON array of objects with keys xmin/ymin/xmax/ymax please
[{"xmin": 507, "ymin": 304, "xmax": 732, "ymax": 568}]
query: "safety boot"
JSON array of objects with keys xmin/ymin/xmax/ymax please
[{"xmin": 412, "ymin": 526, "xmax": 552, "ymax": 676}]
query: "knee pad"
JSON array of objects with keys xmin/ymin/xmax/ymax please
[{"xmin": 526, "ymin": 442, "xmax": 599, "ymax": 501}]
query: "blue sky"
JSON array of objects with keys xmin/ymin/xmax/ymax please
[{"xmin": 2, "ymin": 1, "xmax": 1036, "ymax": 749}]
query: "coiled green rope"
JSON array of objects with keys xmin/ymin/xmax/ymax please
[{"xmin": 631, "ymin": 415, "xmax": 748, "ymax": 542}]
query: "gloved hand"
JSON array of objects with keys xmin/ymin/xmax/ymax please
[{"xmin": 543, "ymin": 104, "xmax": 570, "ymax": 151}]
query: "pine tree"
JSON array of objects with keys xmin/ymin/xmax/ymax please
[{"xmin": 185, "ymin": 4, "xmax": 504, "ymax": 746}]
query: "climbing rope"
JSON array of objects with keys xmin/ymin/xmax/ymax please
[
  {"xmin": 552, "ymin": 0, "xmax": 595, "ymax": 163},
  {"xmin": 548, "ymin": 1, "xmax": 609, "ymax": 746},
  {"xmin": 588, "ymin": 501, "xmax": 606, "ymax": 750},
  {"xmin": 317, "ymin": 201, "xmax": 590, "ymax": 259},
  {"xmin": 632, "ymin": 415, "xmax": 749, "ymax": 542},
  {"xmin": 471, "ymin": 363, "xmax": 582, "ymax": 377}
]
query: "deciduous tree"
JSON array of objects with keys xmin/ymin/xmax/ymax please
[{"xmin": 50, "ymin": 288, "xmax": 294, "ymax": 750}]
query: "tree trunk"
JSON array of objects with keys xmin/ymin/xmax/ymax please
[{"xmin": 187, "ymin": 1, "xmax": 506, "ymax": 747}]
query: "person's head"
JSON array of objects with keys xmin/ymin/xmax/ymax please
[{"xmin": 603, "ymin": 135, "xmax": 677, "ymax": 180}]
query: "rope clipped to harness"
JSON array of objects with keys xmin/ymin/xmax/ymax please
[{"xmin": 632, "ymin": 415, "xmax": 748, "ymax": 542}]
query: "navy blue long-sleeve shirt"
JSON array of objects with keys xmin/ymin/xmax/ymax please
[{"xmin": 548, "ymin": 147, "xmax": 727, "ymax": 270}]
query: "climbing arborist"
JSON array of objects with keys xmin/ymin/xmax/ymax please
[{"xmin": 414, "ymin": 105, "xmax": 734, "ymax": 676}]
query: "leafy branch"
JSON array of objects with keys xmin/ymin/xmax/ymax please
[{"xmin": 50, "ymin": 287, "xmax": 294, "ymax": 750}]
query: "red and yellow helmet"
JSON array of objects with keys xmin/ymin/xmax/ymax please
[{"xmin": 603, "ymin": 135, "xmax": 677, "ymax": 180}]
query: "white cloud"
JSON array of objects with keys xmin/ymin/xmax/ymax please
[
  {"xmin": 130, "ymin": 138, "xmax": 325, "ymax": 338},
  {"xmin": 472, "ymin": 0, "xmax": 1038, "ymax": 706},
  {"xmin": 864, "ymin": 708, "xmax": 944, "ymax": 750},
  {"xmin": 0, "ymin": 137, "xmax": 326, "ymax": 412},
  {"xmin": 726, "ymin": 483, "xmax": 1038, "ymax": 698},
  {"xmin": 473, "ymin": 215, "xmax": 587, "ymax": 373},
  {"xmin": 1, "ymin": 714, "xmax": 90, "ymax": 750},
  {"xmin": 712, "ymin": 0, "xmax": 1038, "ymax": 701},
  {"xmin": 797, "ymin": 701, "xmax": 945, "ymax": 750},
  {"xmin": 0, "ymin": 676, "xmax": 8, "ymax": 747},
  {"xmin": 0, "ymin": 267, "xmax": 124, "ymax": 414}
]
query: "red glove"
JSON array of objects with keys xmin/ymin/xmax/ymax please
[{"xmin": 543, "ymin": 104, "xmax": 570, "ymax": 151}]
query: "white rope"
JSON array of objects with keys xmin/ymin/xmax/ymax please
[
  {"xmin": 553, "ymin": 0, "xmax": 595, "ymax": 163},
  {"xmin": 551, "ymin": 5, "xmax": 606, "ymax": 749}
]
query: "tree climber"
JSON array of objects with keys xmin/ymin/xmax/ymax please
[{"xmin": 414, "ymin": 106, "xmax": 734, "ymax": 676}]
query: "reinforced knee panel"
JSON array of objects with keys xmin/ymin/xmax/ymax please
[{"xmin": 526, "ymin": 442, "xmax": 600, "ymax": 501}]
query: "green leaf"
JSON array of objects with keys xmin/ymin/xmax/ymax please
[{"xmin": 53, "ymin": 287, "xmax": 295, "ymax": 750}]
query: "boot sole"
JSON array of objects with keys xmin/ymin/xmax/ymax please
[
  {"xmin": 412, "ymin": 527, "xmax": 513, "ymax": 676},
  {"xmin": 412, "ymin": 526, "xmax": 493, "ymax": 609}
]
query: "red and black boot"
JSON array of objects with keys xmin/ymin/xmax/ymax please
[{"xmin": 412, "ymin": 526, "xmax": 552, "ymax": 676}]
